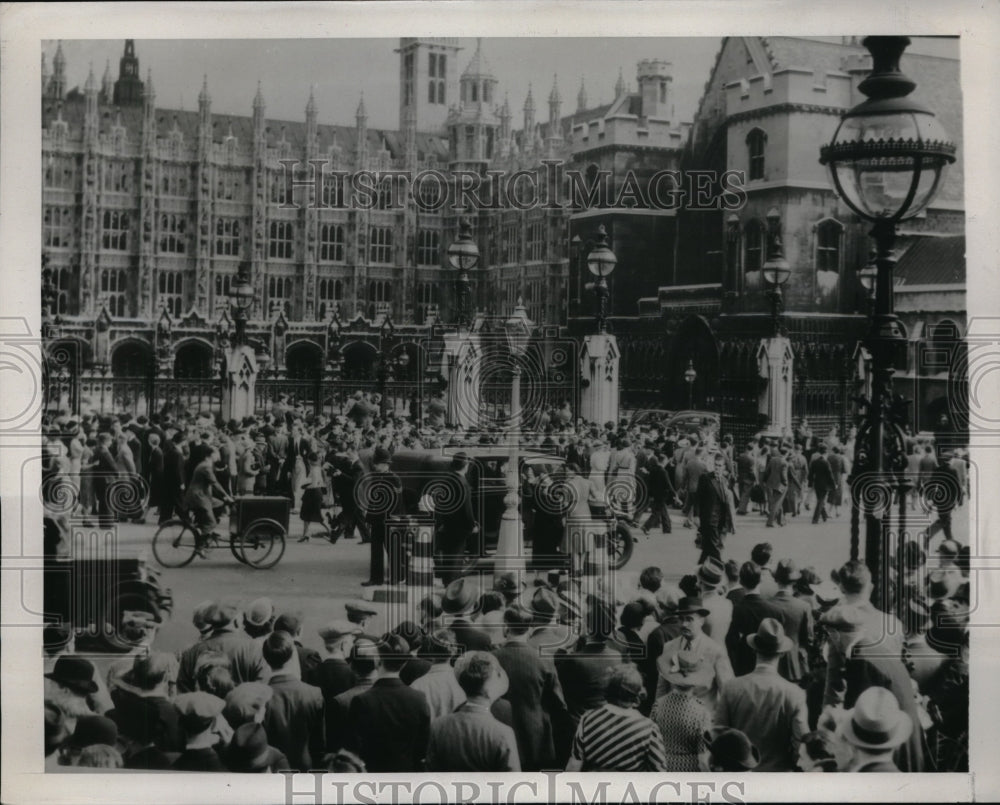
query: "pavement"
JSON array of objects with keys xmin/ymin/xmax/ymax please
[{"xmin": 93, "ymin": 500, "xmax": 969, "ymax": 657}]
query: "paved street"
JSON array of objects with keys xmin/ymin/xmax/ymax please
[{"xmin": 98, "ymin": 502, "xmax": 969, "ymax": 657}]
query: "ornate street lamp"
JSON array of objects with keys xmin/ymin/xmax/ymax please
[
  {"xmin": 586, "ymin": 225, "xmax": 617, "ymax": 334},
  {"xmin": 684, "ymin": 359, "xmax": 697, "ymax": 410},
  {"xmin": 448, "ymin": 217, "xmax": 479, "ymax": 328},
  {"xmin": 495, "ymin": 298, "xmax": 534, "ymax": 582},
  {"xmin": 819, "ymin": 36, "xmax": 956, "ymax": 601},
  {"xmin": 762, "ymin": 208, "xmax": 791, "ymax": 336},
  {"xmin": 228, "ymin": 261, "xmax": 256, "ymax": 347}
]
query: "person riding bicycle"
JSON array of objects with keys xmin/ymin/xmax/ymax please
[{"xmin": 183, "ymin": 443, "xmax": 234, "ymax": 558}]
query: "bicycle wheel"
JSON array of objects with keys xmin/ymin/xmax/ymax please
[
  {"xmin": 152, "ymin": 519, "xmax": 199, "ymax": 568},
  {"xmin": 234, "ymin": 518, "xmax": 286, "ymax": 570}
]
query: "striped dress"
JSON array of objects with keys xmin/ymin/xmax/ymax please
[{"xmin": 569, "ymin": 703, "xmax": 668, "ymax": 771}]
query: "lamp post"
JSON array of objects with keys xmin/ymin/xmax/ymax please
[
  {"xmin": 494, "ymin": 298, "xmax": 533, "ymax": 581},
  {"xmin": 684, "ymin": 359, "xmax": 697, "ymax": 409},
  {"xmin": 820, "ymin": 35, "xmax": 956, "ymax": 604},
  {"xmin": 586, "ymin": 225, "xmax": 617, "ymax": 334},
  {"xmin": 762, "ymin": 208, "xmax": 791, "ymax": 336},
  {"xmin": 447, "ymin": 217, "xmax": 479, "ymax": 329},
  {"xmin": 228, "ymin": 261, "xmax": 256, "ymax": 348},
  {"xmin": 858, "ymin": 249, "xmax": 878, "ymax": 316}
]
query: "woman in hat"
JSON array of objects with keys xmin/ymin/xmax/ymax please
[
  {"xmin": 702, "ymin": 726, "xmax": 760, "ymax": 772},
  {"xmin": 650, "ymin": 651, "xmax": 714, "ymax": 771}
]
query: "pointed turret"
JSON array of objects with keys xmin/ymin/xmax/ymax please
[
  {"xmin": 41, "ymin": 52, "xmax": 49, "ymax": 95},
  {"xmin": 523, "ymin": 84, "xmax": 535, "ymax": 146},
  {"xmin": 355, "ymin": 93, "xmax": 368, "ymax": 164},
  {"xmin": 84, "ymin": 63, "xmax": 98, "ymax": 142},
  {"xmin": 198, "ymin": 74, "xmax": 210, "ymax": 108},
  {"xmin": 548, "ymin": 74, "xmax": 562, "ymax": 129},
  {"xmin": 305, "ymin": 86, "xmax": 318, "ymax": 149},
  {"xmin": 577, "ymin": 78, "xmax": 587, "ymax": 112},
  {"xmin": 499, "ymin": 92, "xmax": 512, "ymax": 144},
  {"xmin": 50, "ymin": 41, "xmax": 66, "ymax": 99},
  {"xmin": 614, "ymin": 67, "xmax": 626, "ymax": 98},
  {"xmin": 252, "ymin": 81, "xmax": 265, "ymax": 143},
  {"xmin": 101, "ymin": 60, "xmax": 112, "ymax": 102}
]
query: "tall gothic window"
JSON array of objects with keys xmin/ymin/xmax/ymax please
[
  {"xmin": 161, "ymin": 164, "xmax": 191, "ymax": 197},
  {"xmin": 268, "ymin": 221, "xmax": 295, "ymax": 259},
  {"xmin": 100, "ymin": 268, "xmax": 129, "ymax": 317},
  {"xmin": 267, "ymin": 275, "xmax": 293, "ymax": 317},
  {"xmin": 320, "ymin": 223, "xmax": 345, "ymax": 262},
  {"xmin": 317, "ymin": 277, "xmax": 343, "ymax": 319},
  {"xmin": 43, "ymin": 207, "xmax": 73, "ymax": 249},
  {"xmin": 746, "ymin": 128, "xmax": 766, "ymax": 181},
  {"xmin": 101, "ymin": 210, "xmax": 130, "ymax": 251},
  {"xmin": 815, "ymin": 219, "xmax": 843, "ymax": 272},
  {"xmin": 215, "ymin": 218, "xmax": 242, "ymax": 257},
  {"xmin": 157, "ymin": 270, "xmax": 185, "ymax": 318},
  {"xmin": 527, "ymin": 220, "xmax": 545, "ymax": 261},
  {"xmin": 159, "ymin": 213, "xmax": 187, "ymax": 254},
  {"xmin": 369, "ymin": 226, "xmax": 393, "ymax": 264},
  {"xmin": 416, "ymin": 229, "xmax": 439, "ymax": 266},
  {"xmin": 744, "ymin": 220, "xmax": 764, "ymax": 272},
  {"xmin": 44, "ymin": 155, "xmax": 77, "ymax": 189},
  {"xmin": 103, "ymin": 160, "xmax": 133, "ymax": 193}
]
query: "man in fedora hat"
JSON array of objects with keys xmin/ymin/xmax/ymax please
[
  {"xmin": 695, "ymin": 452, "xmax": 734, "ymax": 564},
  {"xmin": 768, "ymin": 559, "xmax": 813, "ymax": 682},
  {"xmin": 494, "ymin": 604, "xmax": 570, "ymax": 771},
  {"xmin": 714, "ymin": 619, "xmax": 808, "ymax": 771},
  {"xmin": 820, "ymin": 604, "xmax": 924, "ymax": 771},
  {"xmin": 725, "ymin": 562, "xmax": 784, "ymax": 677},
  {"xmin": 440, "ymin": 577, "xmax": 492, "ymax": 652},
  {"xmin": 840, "ymin": 686, "xmax": 914, "ymax": 772},
  {"xmin": 697, "ymin": 557, "xmax": 732, "ymax": 645},
  {"xmin": 654, "ymin": 596, "xmax": 733, "ymax": 712}
]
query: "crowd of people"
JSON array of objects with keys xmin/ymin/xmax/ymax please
[
  {"xmin": 43, "ymin": 540, "xmax": 969, "ymax": 773},
  {"xmin": 40, "ymin": 396, "xmax": 970, "ymax": 773}
]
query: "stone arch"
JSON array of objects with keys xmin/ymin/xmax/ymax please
[
  {"xmin": 285, "ymin": 339, "xmax": 324, "ymax": 380},
  {"xmin": 341, "ymin": 339, "xmax": 378, "ymax": 382},
  {"xmin": 173, "ymin": 338, "xmax": 216, "ymax": 379},
  {"xmin": 669, "ymin": 315, "xmax": 720, "ymax": 410},
  {"xmin": 110, "ymin": 337, "xmax": 153, "ymax": 378}
]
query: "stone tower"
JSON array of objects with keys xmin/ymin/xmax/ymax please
[{"xmin": 397, "ymin": 37, "xmax": 461, "ymax": 133}]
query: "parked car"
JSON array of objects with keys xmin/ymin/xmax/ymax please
[
  {"xmin": 665, "ymin": 410, "xmax": 721, "ymax": 440},
  {"xmin": 360, "ymin": 446, "xmax": 635, "ymax": 570},
  {"xmin": 44, "ymin": 546, "xmax": 173, "ymax": 653},
  {"xmin": 628, "ymin": 409, "xmax": 674, "ymax": 429}
]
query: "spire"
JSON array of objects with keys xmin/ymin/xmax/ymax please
[
  {"xmin": 253, "ymin": 80, "xmax": 264, "ymax": 111},
  {"xmin": 101, "ymin": 60, "xmax": 112, "ymax": 98},
  {"xmin": 198, "ymin": 74, "xmax": 210, "ymax": 107},
  {"xmin": 144, "ymin": 69, "xmax": 155, "ymax": 101},
  {"xmin": 306, "ymin": 85, "xmax": 316, "ymax": 117},
  {"xmin": 84, "ymin": 63, "xmax": 96, "ymax": 93},
  {"xmin": 53, "ymin": 40, "xmax": 65, "ymax": 73},
  {"xmin": 41, "ymin": 52, "xmax": 49, "ymax": 93},
  {"xmin": 523, "ymin": 83, "xmax": 535, "ymax": 112},
  {"xmin": 548, "ymin": 74, "xmax": 561, "ymax": 104},
  {"xmin": 615, "ymin": 67, "xmax": 626, "ymax": 98},
  {"xmin": 356, "ymin": 92, "xmax": 367, "ymax": 121},
  {"xmin": 577, "ymin": 78, "xmax": 587, "ymax": 112}
]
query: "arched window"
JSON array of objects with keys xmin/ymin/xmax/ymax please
[
  {"xmin": 744, "ymin": 220, "xmax": 764, "ymax": 272},
  {"xmin": 417, "ymin": 229, "xmax": 439, "ymax": 265},
  {"xmin": 815, "ymin": 219, "xmax": 843, "ymax": 273},
  {"xmin": 320, "ymin": 223, "xmax": 345, "ymax": 262},
  {"xmin": 746, "ymin": 128, "xmax": 766, "ymax": 181}
]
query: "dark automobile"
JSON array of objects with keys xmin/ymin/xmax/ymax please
[
  {"xmin": 628, "ymin": 409, "xmax": 674, "ymax": 429},
  {"xmin": 360, "ymin": 446, "xmax": 634, "ymax": 570},
  {"xmin": 43, "ymin": 535, "xmax": 173, "ymax": 652},
  {"xmin": 665, "ymin": 410, "xmax": 721, "ymax": 440}
]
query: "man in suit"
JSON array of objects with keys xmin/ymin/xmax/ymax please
[
  {"xmin": 324, "ymin": 637, "xmax": 379, "ymax": 753},
  {"xmin": 274, "ymin": 612, "xmax": 323, "ymax": 685},
  {"xmin": 313, "ymin": 620, "xmax": 361, "ymax": 707},
  {"xmin": 360, "ymin": 446, "xmax": 404, "ymax": 586},
  {"xmin": 655, "ymin": 596, "xmax": 734, "ymax": 713},
  {"xmin": 767, "ymin": 559, "xmax": 813, "ymax": 683},
  {"xmin": 714, "ymin": 619, "xmax": 809, "ymax": 772},
  {"xmin": 725, "ymin": 562, "xmax": 784, "ymax": 677},
  {"xmin": 763, "ymin": 445, "xmax": 789, "ymax": 528},
  {"xmin": 440, "ymin": 577, "xmax": 493, "ymax": 652},
  {"xmin": 555, "ymin": 597, "xmax": 624, "ymax": 726},
  {"xmin": 808, "ymin": 444, "xmax": 835, "ymax": 524},
  {"xmin": 697, "ymin": 557, "xmax": 733, "ymax": 645},
  {"xmin": 435, "ymin": 453, "xmax": 477, "ymax": 585},
  {"xmin": 841, "ymin": 686, "xmax": 916, "ymax": 772},
  {"xmin": 426, "ymin": 651, "xmax": 521, "ymax": 772},
  {"xmin": 348, "ymin": 633, "xmax": 431, "ymax": 773},
  {"xmin": 821, "ymin": 605, "xmax": 924, "ymax": 772},
  {"xmin": 492, "ymin": 605, "xmax": 570, "ymax": 771},
  {"xmin": 331, "ymin": 445, "xmax": 371, "ymax": 544},
  {"xmin": 735, "ymin": 443, "xmax": 758, "ymax": 515},
  {"xmin": 681, "ymin": 445, "xmax": 709, "ymax": 528},
  {"xmin": 177, "ymin": 601, "xmax": 268, "ymax": 692},
  {"xmin": 261, "ymin": 630, "xmax": 325, "ymax": 772},
  {"xmin": 90, "ymin": 432, "xmax": 120, "ymax": 528},
  {"xmin": 640, "ymin": 451, "xmax": 673, "ymax": 535},
  {"xmin": 145, "ymin": 432, "xmax": 164, "ymax": 519},
  {"xmin": 695, "ymin": 453, "xmax": 734, "ymax": 564}
]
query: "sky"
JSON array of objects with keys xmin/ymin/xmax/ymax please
[{"xmin": 45, "ymin": 36, "xmax": 958, "ymax": 133}]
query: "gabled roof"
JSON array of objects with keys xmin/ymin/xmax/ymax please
[{"xmin": 894, "ymin": 235, "xmax": 965, "ymax": 286}]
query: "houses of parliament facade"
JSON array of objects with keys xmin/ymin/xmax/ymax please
[{"xmin": 41, "ymin": 37, "xmax": 964, "ymax": 442}]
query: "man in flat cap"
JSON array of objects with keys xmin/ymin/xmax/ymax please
[
  {"xmin": 171, "ymin": 692, "xmax": 227, "ymax": 771},
  {"xmin": 314, "ymin": 621, "xmax": 362, "ymax": 703},
  {"xmin": 177, "ymin": 600, "xmax": 267, "ymax": 692}
]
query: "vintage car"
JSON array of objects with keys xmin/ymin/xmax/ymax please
[
  {"xmin": 359, "ymin": 446, "xmax": 635, "ymax": 570},
  {"xmin": 44, "ymin": 531, "xmax": 173, "ymax": 652}
]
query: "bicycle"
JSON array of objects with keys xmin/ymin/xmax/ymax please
[{"xmin": 151, "ymin": 498, "xmax": 287, "ymax": 570}]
